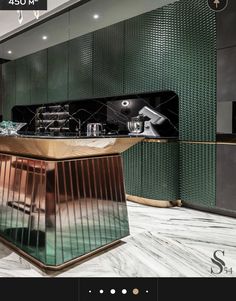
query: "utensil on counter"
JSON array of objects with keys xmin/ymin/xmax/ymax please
[{"xmin": 87, "ymin": 123, "xmax": 103, "ymax": 137}]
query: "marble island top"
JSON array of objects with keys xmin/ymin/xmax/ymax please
[{"xmin": 0, "ymin": 135, "xmax": 144, "ymax": 160}]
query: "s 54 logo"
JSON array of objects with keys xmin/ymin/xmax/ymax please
[{"xmin": 211, "ymin": 250, "xmax": 233, "ymax": 275}]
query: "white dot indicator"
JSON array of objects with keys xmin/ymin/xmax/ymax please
[
  {"xmin": 110, "ymin": 289, "xmax": 116, "ymax": 294},
  {"xmin": 88, "ymin": 290, "xmax": 92, "ymax": 293},
  {"xmin": 42, "ymin": 36, "xmax": 48, "ymax": 40},
  {"xmin": 146, "ymin": 290, "xmax": 149, "ymax": 293},
  {"xmin": 122, "ymin": 289, "xmax": 127, "ymax": 294},
  {"xmin": 99, "ymin": 290, "xmax": 104, "ymax": 294}
]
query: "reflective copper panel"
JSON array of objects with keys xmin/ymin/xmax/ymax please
[{"xmin": 0, "ymin": 153, "xmax": 129, "ymax": 266}]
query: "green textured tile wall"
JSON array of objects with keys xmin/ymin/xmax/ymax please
[
  {"xmin": 93, "ymin": 22, "xmax": 124, "ymax": 97},
  {"xmin": 68, "ymin": 33, "xmax": 93, "ymax": 100},
  {"xmin": 123, "ymin": 142, "xmax": 179, "ymax": 201},
  {"xmin": 162, "ymin": 0, "xmax": 217, "ymax": 142},
  {"xmin": 29, "ymin": 49, "xmax": 48, "ymax": 105},
  {"xmin": 48, "ymin": 42, "xmax": 68, "ymax": 102},
  {"xmin": 122, "ymin": 142, "xmax": 142, "ymax": 197},
  {"xmin": 15, "ymin": 56, "xmax": 30, "ymax": 106},
  {"xmin": 142, "ymin": 142, "xmax": 179, "ymax": 200},
  {"xmin": 124, "ymin": 9, "xmax": 164, "ymax": 94},
  {"xmin": 2, "ymin": 61, "xmax": 16, "ymax": 120},
  {"xmin": 180, "ymin": 143, "xmax": 216, "ymax": 207},
  {"xmin": 124, "ymin": 0, "xmax": 216, "ymax": 142}
]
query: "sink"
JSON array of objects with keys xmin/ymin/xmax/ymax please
[{"xmin": 0, "ymin": 136, "xmax": 143, "ymax": 159}]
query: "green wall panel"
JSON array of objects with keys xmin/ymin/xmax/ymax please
[
  {"xmin": 142, "ymin": 142, "xmax": 179, "ymax": 201},
  {"xmin": 48, "ymin": 42, "xmax": 68, "ymax": 102},
  {"xmin": 29, "ymin": 49, "xmax": 47, "ymax": 105},
  {"xmin": 93, "ymin": 22, "xmax": 124, "ymax": 97},
  {"xmin": 15, "ymin": 56, "xmax": 30, "ymax": 106},
  {"xmin": 69, "ymin": 33, "xmax": 93, "ymax": 100},
  {"xmin": 123, "ymin": 142, "xmax": 179, "ymax": 201},
  {"xmin": 180, "ymin": 143, "xmax": 216, "ymax": 207},
  {"xmin": 124, "ymin": 0, "xmax": 216, "ymax": 142},
  {"xmin": 122, "ymin": 142, "xmax": 142, "ymax": 197},
  {"xmin": 161, "ymin": 0, "xmax": 216, "ymax": 142},
  {"xmin": 2, "ymin": 61, "xmax": 16, "ymax": 120},
  {"xmin": 124, "ymin": 9, "xmax": 163, "ymax": 94}
]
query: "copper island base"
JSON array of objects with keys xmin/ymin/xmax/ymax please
[{"xmin": 0, "ymin": 136, "xmax": 143, "ymax": 272}]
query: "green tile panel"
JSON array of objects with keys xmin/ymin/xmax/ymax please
[
  {"xmin": 93, "ymin": 22, "xmax": 125, "ymax": 97},
  {"xmin": 123, "ymin": 141, "xmax": 179, "ymax": 201},
  {"xmin": 122, "ymin": 142, "xmax": 142, "ymax": 197},
  {"xmin": 142, "ymin": 142, "xmax": 179, "ymax": 201},
  {"xmin": 68, "ymin": 33, "xmax": 93, "ymax": 100},
  {"xmin": 48, "ymin": 42, "xmax": 68, "ymax": 102}
]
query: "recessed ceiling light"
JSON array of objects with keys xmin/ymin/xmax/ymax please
[
  {"xmin": 7, "ymin": 50, "xmax": 12, "ymax": 54},
  {"xmin": 93, "ymin": 14, "xmax": 100, "ymax": 19},
  {"xmin": 42, "ymin": 36, "xmax": 48, "ymax": 40}
]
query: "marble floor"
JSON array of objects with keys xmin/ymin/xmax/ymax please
[{"xmin": 0, "ymin": 202, "xmax": 235, "ymax": 277}]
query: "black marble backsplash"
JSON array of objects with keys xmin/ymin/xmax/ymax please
[{"xmin": 12, "ymin": 91, "xmax": 179, "ymax": 137}]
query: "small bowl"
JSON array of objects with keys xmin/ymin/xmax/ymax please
[{"xmin": 127, "ymin": 118, "xmax": 144, "ymax": 134}]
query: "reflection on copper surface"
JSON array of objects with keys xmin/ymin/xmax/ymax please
[
  {"xmin": 0, "ymin": 153, "xmax": 129, "ymax": 267},
  {"xmin": 0, "ymin": 136, "xmax": 143, "ymax": 159}
]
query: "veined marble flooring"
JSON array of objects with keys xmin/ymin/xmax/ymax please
[{"xmin": 0, "ymin": 202, "xmax": 235, "ymax": 277}]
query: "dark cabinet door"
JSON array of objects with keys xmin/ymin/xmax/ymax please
[
  {"xmin": 217, "ymin": 47, "xmax": 236, "ymax": 102},
  {"xmin": 48, "ymin": 42, "xmax": 68, "ymax": 102},
  {"xmin": 68, "ymin": 33, "xmax": 93, "ymax": 100},
  {"xmin": 217, "ymin": 0, "xmax": 236, "ymax": 49},
  {"xmin": 93, "ymin": 22, "xmax": 124, "ymax": 97},
  {"xmin": 217, "ymin": 144, "xmax": 236, "ymax": 211},
  {"xmin": 15, "ymin": 56, "xmax": 30, "ymax": 106},
  {"xmin": 2, "ymin": 61, "xmax": 16, "ymax": 120},
  {"xmin": 29, "ymin": 49, "xmax": 47, "ymax": 105}
]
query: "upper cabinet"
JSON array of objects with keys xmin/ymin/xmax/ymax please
[
  {"xmin": 48, "ymin": 42, "xmax": 68, "ymax": 103},
  {"xmin": 68, "ymin": 33, "xmax": 93, "ymax": 100},
  {"xmin": 15, "ymin": 56, "xmax": 30, "ymax": 106},
  {"xmin": 29, "ymin": 49, "xmax": 47, "ymax": 105},
  {"xmin": 93, "ymin": 22, "xmax": 124, "ymax": 97},
  {"xmin": 2, "ymin": 61, "xmax": 16, "ymax": 120}
]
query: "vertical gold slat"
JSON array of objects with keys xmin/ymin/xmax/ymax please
[
  {"xmin": 0, "ymin": 156, "xmax": 6, "ymax": 230},
  {"xmin": 55, "ymin": 162, "xmax": 65, "ymax": 264},
  {"xmin": 86, "ymin": 159, "xmax": 97, "ymax": 247},
  {"xmin": 62, "ymin": 162, "xmax": 73, "ymax": 257},
  {"xmin": 14, "ymin": 159, "xmax": 24, "ymax": 243},
  {"xmin": 100, "ymin": 157, "xmax": 113, "ymax": 240},
  {"xmin": 68, "ymin": 161, "xmax": 79, "ymax": 253},
  {"xmin": 74, "ymin": 160, "xmax": 86, "ymax": 254},
  {"xmin": 5, "ymin": 157, "xmax": 13, "ymax": 233},
  {"xmin": 91, "ymin": 158, "xmax": 102, "ymax": 245},
  {"xmin": 95, "ymin": 158, "xmax": 108, "ymax": 244},
  {"xmin": 27, "ymin": 160, "xmax": 36, "ymax": 247},
  {"xmin": 105, "ymin": 157, "xmax": 118, "ymax": 238},
  {"xmin": 80, "ymin": 160, "xmax": 92, "ymax": 250},
  {"xmin": 35, "ymin": 161, "xmax": 43, "ymax": 257},
  {"xmin": 21, "ymin": 160, "xmax": 29, "ymax": 247},
  {"xmin": 110, "ymin": 156, "xmax": 122, "ymax": 236}
]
